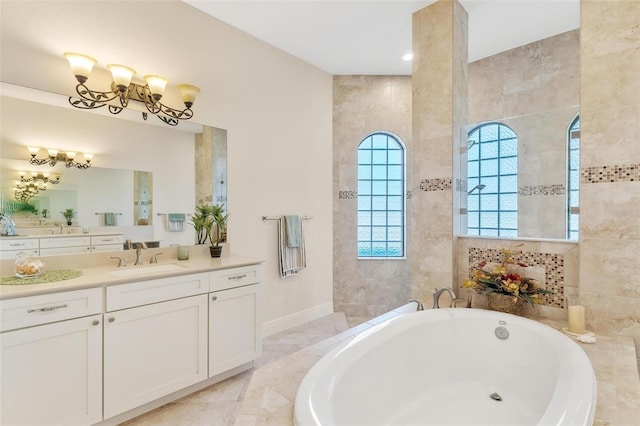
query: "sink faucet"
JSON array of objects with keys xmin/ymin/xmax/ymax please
[
  {"xmin": 432, "ymin": 287, "xmax": 457, "ymax": 309},
  {"xmin": 135, "ymin": 242, "xmax": 147, "ymax": 265}
]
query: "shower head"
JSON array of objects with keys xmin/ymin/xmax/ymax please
[{"xmin": 467, "ymin": 184, "xmax": 486, "ymax": 195}]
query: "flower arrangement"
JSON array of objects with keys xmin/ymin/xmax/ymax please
[{"xmin": 463, "ymin": 246, "xmax": 550, "ymax": 307}]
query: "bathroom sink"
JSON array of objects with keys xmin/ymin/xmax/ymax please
[{"xmin": 109, "ymin": 263, "xmax": 188, "ymax": 277}]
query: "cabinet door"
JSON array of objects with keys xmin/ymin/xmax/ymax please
[
  {"xmin": 103, "ymin": 294, "xmax": 208, "ymax": 419},
  {"xmin": 0, "ymin": 314, "xmax": 103, "ymax": 426},
  {"xmin": 209, "ymin": 284, "xmax": 262, "ymax": 377}
]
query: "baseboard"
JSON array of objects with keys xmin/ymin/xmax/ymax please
[{"xmin": 262, "ymin": 302, "xmax": 333, "ymax": 337}]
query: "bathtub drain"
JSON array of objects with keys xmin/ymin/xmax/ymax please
[{"xmin": 490, "ymin": 392, "xmax": 503, "ymax": 402}]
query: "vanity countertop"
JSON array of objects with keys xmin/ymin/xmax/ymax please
[
  {"xmin": 0, "ymin": 232, "xmax": 122, "ymax": 240},
  {"xmin": 0, "ymin": 254, "xmax": 264, "ymax": 300}
]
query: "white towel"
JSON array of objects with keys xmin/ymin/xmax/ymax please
[{"xmin": 278, "ymin": 216, "xmax": 306, "ymax": 278}]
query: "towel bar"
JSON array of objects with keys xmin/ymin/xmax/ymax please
[
  {"xmin": 95, "ymin": 212, "xmax": 122, "ymax": 215},
  {"xmin": 262, "ymin": 215, "xmax": 313, "ymax": 221}
]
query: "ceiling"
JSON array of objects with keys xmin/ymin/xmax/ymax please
[{"xmin": 184, "ymin": 0, "xmax": 580, "ymax": 75}]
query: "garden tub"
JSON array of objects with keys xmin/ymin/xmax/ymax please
[{"xmin": 294, "ymin": 308, "xmax": 596, "ymax": 425}]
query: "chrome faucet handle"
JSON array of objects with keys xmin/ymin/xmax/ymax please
[
  {"xmin": 110, "ymin": 256, "xmax": 126, "ymax": 267},
  {"xmin": 150, "ymin": 252, "xmax": 163, "ymax": 264}
]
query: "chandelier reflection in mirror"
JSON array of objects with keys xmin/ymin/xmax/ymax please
[
  {"xmin": 64, "ymin": 52, "xmax": 200, "ymax": 127},
  {"xmin": 19, "ymin": 171, "xmax": 61, "ymax": 185},
  {"xmin": 13, "ymin": 171, "xmax": 61, "ymax": 201},
  {"xmin": 28, "ymin": 147, "xmax": 93, "ymax": 170}
]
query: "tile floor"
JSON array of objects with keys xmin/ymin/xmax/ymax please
[{"xmin": 124, "ymin": 307, "xmax": 640, "ymax": 426}]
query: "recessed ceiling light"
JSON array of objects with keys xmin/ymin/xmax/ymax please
[{"xmin": 402, "ymin": 53, "xmax": 413, "ymax": 61}]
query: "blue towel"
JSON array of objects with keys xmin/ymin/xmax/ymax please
[
  {"xmin": 167, "ymin": 213, "xmax": 185, "ymax": 232},
  {"xmin": 284, "ymin": 215, "xmax": 301, "ymax": 248},
  {"xmin": 105, "ymin": 212, "xmax": 116, "ymax": 226},
  {"xmin": 168, "ymin": 213, "xmax": 185, "ymax": 222}
]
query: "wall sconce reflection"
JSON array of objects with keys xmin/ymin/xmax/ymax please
[{"xmin": 28, "ymin": 147, "xmax": 93, "ymax": 169}]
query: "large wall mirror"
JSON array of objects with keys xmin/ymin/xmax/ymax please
[
  {"xmin": 0, "ymin": 83, "xmax": 227, "ymax": 249},
  {"xmin": 463, "ymin": 28, "xmax": 580, "ymax": 241}
]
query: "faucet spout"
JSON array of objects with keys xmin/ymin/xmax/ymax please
[
  {"xmin": 432, "ymin": 287, "xmax": 457, "ymax": 309},
  {"xmin": 135, "ymin": 242, "xmax": 147, "ymax": 265}
]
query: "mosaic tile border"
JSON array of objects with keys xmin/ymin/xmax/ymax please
[
  {"xmin": 519, "ymin": 184, "xmax": 566, "ymax": 196},
  {"xmin": 338, "ymin": 190, "xmax": 357, "ymax": 200},
  {"xmin": 420, "ymin": 178, "xmax": 452, "ymax": 191},
  {"xmin": 468, "ymin": 247, "xmax": 565, "ymax": 308},
  {"xmin": 581, "ymin": 163, "xmax": 639, "ymax": 184}
]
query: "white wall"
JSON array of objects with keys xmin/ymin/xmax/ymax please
[{"xmin": 0, "ymin": 1, "xmax": 334, "ymax": 330}]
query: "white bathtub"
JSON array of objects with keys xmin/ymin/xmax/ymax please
[{"xmin": 294, "ymin": 308, "xmax": 596, "ymax": 426}]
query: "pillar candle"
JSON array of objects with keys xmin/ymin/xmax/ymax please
[
  {"xmin": 177, "ymin": 245, "xmax": 189, "ymax": 261},
  {"xmin": 568, "ymin": 305, "xmax": 586, "ymax": 334}
]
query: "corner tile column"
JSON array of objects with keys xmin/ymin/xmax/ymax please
[
  {"xmin": 579, "ymin": 0, "xmax": 640, "ymax": 358},
  {"xmin": 411, "ymin": 0, "xmax": 468, "ymax": 304}
]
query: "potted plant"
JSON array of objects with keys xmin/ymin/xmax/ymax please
[
  {"xmin": 190, "ymin": 204, "xmax": 214, "ymax": 245},
  {"xmin": 208, "ymin": 203, "xmax": 229, "ymax": 258},
  {"xmin": 62, "ymin": 208, "xmax": 75, "ymax": 225}
]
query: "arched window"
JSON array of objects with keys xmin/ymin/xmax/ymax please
[
  {"xmin": 467, "ymin": 123, "xmax": 518, "ymax": 237},
  {"xmin": 357, "ymin": 132, "xmax": 405, "ymax": 258},
  {"xmin": 567, "ymin": 115, "xmax": 580, "ymax": 240}
]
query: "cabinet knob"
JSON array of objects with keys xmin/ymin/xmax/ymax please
[
  {"xmin": 108, "ymin": 317, "xmax": 115, "ymax": 323},
  {"xmin": 92, "ymin": 320, "xmax": 100, "ymax": 326},
  {"xmin": 211, "ymin": 296, "xmax": 218, "ymax": 301}
]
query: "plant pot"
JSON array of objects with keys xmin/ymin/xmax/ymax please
[
  {"xmin": 66, "ymin": 220, "xmax": 72, "ymax": 226},
  {"xmin": 209, "ymin": 245, "xmax": 223, "ymax": 258},
  {"xmin": 487, "ymin": 293, "xmax": 525, "ymax": 316}
]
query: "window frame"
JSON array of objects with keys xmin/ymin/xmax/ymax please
[
  {"xmin": 356, "ymin": 131, "xmax": 406, "ymax": 260},
  {"xmin": 567, "ymin": 114, "xmax": 580, "ymax": 240},
  {"xmin": 467, "ymin": 122, "xmax": 518, "ymax": 237}
]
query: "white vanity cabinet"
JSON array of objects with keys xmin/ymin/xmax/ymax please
[
  {"xmin": 103, "ymin": 273, "xmax": 210, "ymax": 419},
  {"xmin": 39, "ymin": 235, "xmax": 92, "ymax": 256},
  {"xmin": 0, "ymin": 238, "xmax": 39, "ymax": 259},
  {"xmin": 0, "ymin": 288, "xmax": 103, "ymax": 426},
  {"xmin": 0, "ymin": 259, "xmax": 264, "ymax": 425},
  {"xmin": 209, "ymin": 265, "xmax": 263, "ymax": 376}
]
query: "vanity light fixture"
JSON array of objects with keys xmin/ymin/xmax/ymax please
[
  {"xmin": 28, "ymin": 147, "xmax": 93, "ymax": 170},
  {"xmin": 18, "ymin": 171, "xmax": 61, "ymax": 185},
  {"xmin": 64, "ymin": 52, "xmax": 200, "ymax": 126}
]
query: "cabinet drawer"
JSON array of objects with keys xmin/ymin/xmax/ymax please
[
  {"xmin": 0, "ymin": 249, "xmax": 39, "ymax": 260},
  {"xmin": 210, "ymin": 264, "xmax": 262, "ymax": 292},
  {"xmin": 91, "ymin": 244, "xmax": 123, "ymax": 252},
  {"xmin": 92, "ymin": 234, "xmax": 124, "ymax": 245},
  {"xmin": 106, "ymin": 272, "xmax": 210, "ymax": 311},
  {"xmin": 39, "ymin": 236, "xmax": 91, "ymax": 249},
  {"xmin": 40, "ymin": 246, "xmax": 91, "ymax": 256},
  {"xmin": 0, "ymin": 238, "xmax": 38, "ymax": 251},
  {"xmin": 0, "ymin": 288, "xmax": 103, "ymax": 332}
]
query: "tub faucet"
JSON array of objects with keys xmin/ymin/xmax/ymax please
[
  {"xmin": 432, "ymin": 287, "xmax": 457, "ymax": 309},
  {"xmin": 135, "ymin": 242, "xmax": 147, "ymax": 265},
  {"xmin": 409, "ymin": 299, "xmax": 424, "ymax": 311}
]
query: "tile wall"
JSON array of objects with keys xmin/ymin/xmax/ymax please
[{"xmin": 579, "ymin": 0, "xmax": 640, "ymax": 361}]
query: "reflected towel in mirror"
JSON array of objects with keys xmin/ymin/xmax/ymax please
[
  {"xmin": 105, "ymin": 212, "xmax": 117, "ymax": 226},
  {"xmin": 167, "ymin": 213, "xmax": 185, "ymax": 232}
]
